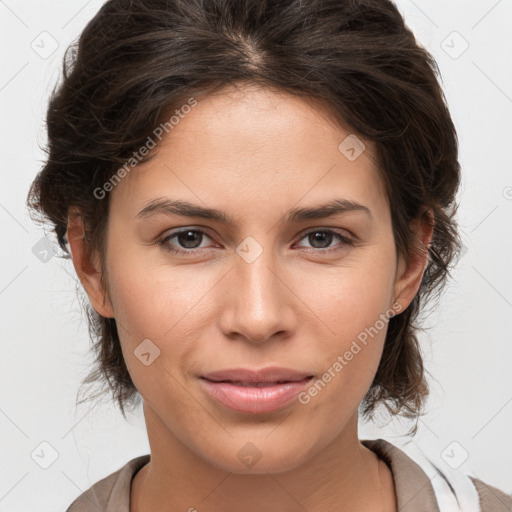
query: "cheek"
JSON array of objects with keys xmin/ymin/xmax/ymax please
[
  {"xmin": 294, "ymin": 256, "xmax": 395, "ymax": 411},
  {"xmin": 301, "ymin": 255, "xmax": 395, "ymax": 340},
  {"xmin": 298, "ymin": 301, "xmax": 389, "ymax": 432},
  {"xmin": 106, "ymin": 254, "xmax": 213, "ymax": 338},
  {"xmin": 104, "ymin": 255, "xmax": 220, "ymax": 387}
]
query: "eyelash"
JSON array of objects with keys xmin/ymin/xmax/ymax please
[{"xmin": 157, "ymin": 228, "xmax": 355, "ymax": 256}]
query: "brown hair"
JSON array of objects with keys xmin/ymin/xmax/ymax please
[{"xmin": 26, "ymin": 0, "xmax": 462, "ymax": 434}]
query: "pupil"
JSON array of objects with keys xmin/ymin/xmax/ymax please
[
  {"xmin": 179, "ymin": 231, "xmax": 201, "ymax": 248},
  {"xmin": 310, "ymin": 231, "xmax": 332, "ymax": 248}
]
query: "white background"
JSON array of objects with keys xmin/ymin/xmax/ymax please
[{"xmin": 1, "ymin": 0, "xmax": 511, "ymax": 510}]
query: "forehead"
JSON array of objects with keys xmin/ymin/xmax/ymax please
[{"xmin": 108, "ymin": 83, "xmax": 389, "ymax": 221}]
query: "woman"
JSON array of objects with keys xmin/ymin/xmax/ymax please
[{"xmin": 26, "ymin": 0, "xmax": 511, "ymax": 510}]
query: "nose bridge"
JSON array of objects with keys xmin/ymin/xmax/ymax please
[
  {"xmin": 237, "ymin": 241, "xmax": 279, "ymax": 306},
  {"xmin": 222, "ymin": 235, "xmax": 292, "ymax": 342}
]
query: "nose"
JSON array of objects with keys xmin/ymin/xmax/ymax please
[{"xmin": 218, "ymin": 242, "xmax": 296, "ymax": 344}]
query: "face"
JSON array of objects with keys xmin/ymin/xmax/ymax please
[{"xmin": 73, "ymin": 83, "xmax": 421, "ymax": 474}]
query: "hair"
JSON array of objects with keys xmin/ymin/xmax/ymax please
[{"xmin": 27, "ymin": 0, "xmax": 462, "ymax": 435}]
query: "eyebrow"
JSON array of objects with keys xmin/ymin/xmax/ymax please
[{"xmin": 136, "ymin": 197, "xmax": 372, "ymax": 224}]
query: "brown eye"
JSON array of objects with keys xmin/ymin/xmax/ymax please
[
  {"xmin": 158, "ymin": 229, "xmax": 214, "ymax": 254},
  {"xmin": 295, "ymin": 229, "xmax": 354, "ymax": 253}
]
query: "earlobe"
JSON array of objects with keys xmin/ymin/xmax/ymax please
[
  {"xmin": 392, "ymin": 209, "xmax": 434, "ymax": 313},
  {"xmin": 66, "ymin": 208, "xmax": 115, "ymax": 318}
]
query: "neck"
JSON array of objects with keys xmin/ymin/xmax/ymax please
[{"xmin": 131, "ymin": 404, "xmax": 396, "ymax": 512}]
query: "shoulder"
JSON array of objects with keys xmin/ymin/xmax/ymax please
[
  {"xmin": 65, "ymin": 454, "xmax": 150, "ymax": 512},
  {"xmin": 470, "ymin": 476, "xmax": 512, "ymax": 512},
  {"xmin": 362, "ymin": 438, "xmax": 511, "ymax": 512}
]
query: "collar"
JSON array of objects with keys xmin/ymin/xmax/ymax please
[{"xmin": 69, "ymin": 438, "xmax": 481, "ymax": 511}]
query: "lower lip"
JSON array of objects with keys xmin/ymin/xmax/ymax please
[{"xmin": 199, "ymin": 377, "xmax": 313, "ymax": 414}]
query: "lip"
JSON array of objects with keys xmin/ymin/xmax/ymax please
[
  {"xmin": 199, "ymin": 367, "xmax": 314, "ymax": 414},
  {"xmin": 201, "ymin": 366, "xmax": 313, "ymax": 383}
]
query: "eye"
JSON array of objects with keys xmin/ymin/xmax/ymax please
[
  {"xmin": 157, "ymin": 227, "xmax": 355, "ymax": 256},
  {"xmin": 158, "ymin": 228, "xmax": 215, "ymax": 255},
  {"xmin": 294, "ymin": 229, "xmax": 354, "ymax": 254}
]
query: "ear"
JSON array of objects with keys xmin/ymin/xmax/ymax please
[
  {"xmin": 66, "ymin": 207, "xmax": 115, "ymax": 318},
  {"xmin": 392, "ymin": 209, "xmax": 434, "ymax": 313}
]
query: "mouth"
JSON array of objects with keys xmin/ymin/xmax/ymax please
[
  {"xmin": 200, "ymin": 366, "xmax": 315, "ymax": 384},
  {"xmin": 201, "ymin": 377, "xmax": 314, "ymax": 386},
  {"xmin": 199, "ymin": 372, "xmax": 315, "ymax": 414}
]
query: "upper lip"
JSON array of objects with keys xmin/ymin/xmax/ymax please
[{"xmin": 201, "ymin": 366, "xmax": 314, "ymax": 383}]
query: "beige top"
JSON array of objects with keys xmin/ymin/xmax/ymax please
[{"xmin": 65, "ymin": 438, "xmax": 511, "ymax": 511}]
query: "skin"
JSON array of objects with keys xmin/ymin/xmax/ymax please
[{"xmin": 67, "ymin": 82, "xmax": 433, "ymax": 512}]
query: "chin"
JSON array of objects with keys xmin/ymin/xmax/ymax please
[{"xmin": 201, "ymin": 440, "xmax": 310, "ymax": 475}]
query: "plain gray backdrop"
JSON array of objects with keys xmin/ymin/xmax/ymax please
[{"xmin": 1, "ymin": 0, "xmax": 511, "ymax": 510}]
